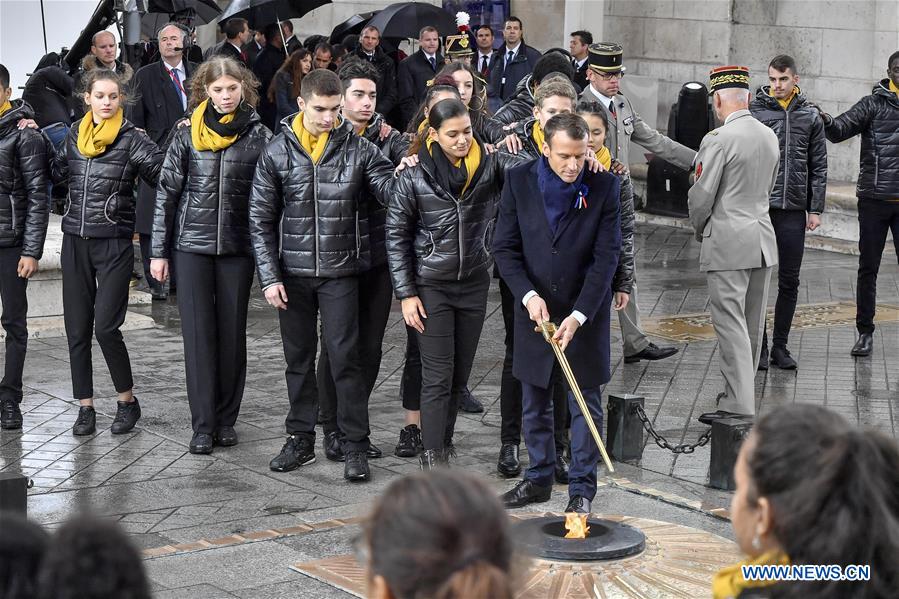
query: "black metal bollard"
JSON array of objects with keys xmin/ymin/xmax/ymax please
[
  {"xmin": 708, "ymin": 418, "xmax": 753, "ymax": 490},
  {"xmin": 607, "ymin": 394, "xmax": 645, "ymax": 462},
  {"xmin": 0, "ymin": 472, "xmax": 28, "ymax": 517}
]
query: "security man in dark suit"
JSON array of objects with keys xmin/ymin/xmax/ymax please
[
  {"xmin": 129, "ymin": 23, "xmax": 196, "ymax": 299},
  {"xmin": 494, "ymin": 113, "xmax": 621, "ymax": 515},
  {"xmin": 210, "ymin": 18, "xmax": 251, "ymax": 66},
  {"xmin": 397, "ymin": 26, "xmax": 443, "ymax": 128},
  {"xmin": 487, "ymin": 17, "xmax": 541, "ymax": 112}
]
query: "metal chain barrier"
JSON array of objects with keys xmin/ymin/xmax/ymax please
[{"xmin": 634, "ymin": 405, "xmax": 712, "ymax": 454}]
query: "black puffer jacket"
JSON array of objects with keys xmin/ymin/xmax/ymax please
[
  {"xmin": 250, "ymin": 116, "xmax": 395, "ymax": 287},
  {"xmin": 0, "ymin": 101, "xmax": 49, "ymax": 258},
  {"xmin": 750, "ymin": 87, "xmax": 827, "ymax": 213},
  {"xmin": 54, "ymin": 116, "xmax": 163, "ymax": 238},
  {"xmin": 359, "ymin": 112, "xmax": 409, "ymax": 269},
  {"xmin": 151, "ymin": 108, "xmax": 272, "ymax": 259},
  {"xmin": 493, "ymin": 75, "xmax": 535, "ymax": 125},
  {"xmin": 825, "ymin": 79, "xmax": 899, "ymax": 201},
  {"xmin": 500, "ymin": 118, "xmax": 635, "ymax": 293},
  {"xmin": 387, "ymin": 141, "xmax": 527, "ymax": 299}
]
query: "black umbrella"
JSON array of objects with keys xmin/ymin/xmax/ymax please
[
  {"xmin": 365, "ymin": 2, "xmax": 456, "ymax": 39},
  {"xmin": 141, "ymin": 0, "xmax": 222, "ymax": 38},
  {"xmin": 328, "ymin": 10, "xmax": 377, "ymax": 44},
  {"xmin": 219, "ymin": 0, "xmax": 331, "ymax": 29}
]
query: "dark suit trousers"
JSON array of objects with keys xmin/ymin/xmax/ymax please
[
  {"xmin": 175, "ymin": 251, "xmax": 254, "ymax": 434},
  {"xmin": 499, "ymin": 277, "xmax": 569, "ymax": 449},
  {"xmin": 856, "ymin": 199, "xmax": 899, "ymax": 334},
  {"xmin": 62, "ymin": 236, "xmax": 133, "ymax": 399},
  {"xmin": 416, "ymin": 270, "xmax": 489, "ymax": 451},
  {"xmin": 317, "ymin": 265, "xmax": 393, "ymax": 435},
  {"xmin": 400, "ymin": 324, "xmax": 421, "ymax": 411},
  {"xmin": 0, "ymin": 247, "xmax": 28, "ymax": 402},
  {"xmin": 522, "ymin": 370, "xmax": 604, "ymax": 500},
  {"xmin": 279, "ymin": 275, "xmax": 370, "ymax": 452},
  {"xmin": 764, "ymin": 209, "xmax": 806, "ymax": 348}
]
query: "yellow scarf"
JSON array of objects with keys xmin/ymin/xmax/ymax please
[
  {"xmin": 0, "ymin": 101, "xmax": 11, "ymax": 118},
  {"xmin": 770, "ymin": 86, "xmax": 799, "ymax": 111},
  {"xmin": 425, "ymin": 136, "xmax": 482, "ymax": 197},
  {"xmin": 191, "ymin": 99, "xmax": 238, "ymax": 152},
  {"xmin": 890, "ymin": 79, "xmax": 899, "ymax": 99},
  {"xmin": 712, "ymin": 551, "xmax": 790, "ymax": 599},
  {"xmin": 595, "ymin": 145, "xmax": 612, "ymax": 170},
  {"xmin": 531, "ymin": 120, "xmax": 545, "ymax": 151},
  {"xmin": 291, "ymin": 112, "xmax": 329, "ymax": 164},
  {"xmin": 76, "ymin": 107, "xmax": 124, "ymax": 158}
]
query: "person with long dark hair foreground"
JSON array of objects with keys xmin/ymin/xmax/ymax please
[
  {"xmin": 715, "ymin": 404, "xmax": 899, "ymax": 598},
  {"xmin": 0, "ymin": 515, "xmax": 49, "ymax": 599},
  {"xmin": 363, "ymin": 471, "xmax": 517, "ymax": 599}
]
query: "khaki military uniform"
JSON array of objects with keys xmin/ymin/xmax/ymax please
[{"xmin": 688, "ymin": 109, "xmax": 780, "ymax": 415}]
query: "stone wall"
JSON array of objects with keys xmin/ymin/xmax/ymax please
[{"xmin": 602, "ymin": 0, "xmax": 899, "ymax": 182}]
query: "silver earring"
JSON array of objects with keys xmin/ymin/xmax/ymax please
[{"xmin": 751, "ymin": 534, "xmax": 761, "ymax": 550}]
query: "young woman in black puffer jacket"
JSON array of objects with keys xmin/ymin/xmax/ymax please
[
  {"xmin": 52, "ymin": 68, "xmax": 163, "ymax": 438},
  {"xmin": 150, "ymin": 57, "xmax": 271, "ymax": 455}
]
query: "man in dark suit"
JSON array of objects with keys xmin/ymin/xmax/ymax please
[
  {"xmin": 353, "ymin": 25, "xmax": 397, "ymax": 123},
  {"xmin": 487, "ymin": 16, "xmax": 541, "ymax": 112},
  {"xmin": 243, "ymin": 29, "xmax": 265, "ymax": 65},
  {"xmin": 397, "ymin": 26, "xmax": 443, "ymax": 128},
  {"xmin": 569, "ymin": 30, "xmax": 591, "ymax": 90},
  {"xmin": 280, "ymin": 20, "xmax": 302, "ymax": 55},
  {"xmin": 494, "ymin": 113, "xmax": 621, "ymax": 514},
  {"xmin": 253, "ymin": 23, "xmax": 287, "ymax": 131},
  {"xmin": 210, "ymin": 18, "xmax": 251, "ymax": 65},
  {"xmin": 129, "ymin": 23, "xmax": 197, "ymax": 299},
  {"xmin": 474, "ymin": 24, "xmax": 496, "ymax": 79}
]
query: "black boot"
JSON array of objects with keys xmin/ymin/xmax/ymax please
[
  {"xmin": 419, "ymin": 448, "xmax": 445, "ymax": 471},
  {"xmin": 851, "ymin": 333, "xmax": 873, "ymax": 357},
  {"xmin": 497, "ymin": 444, "xmax": 521, "ymax": 477}
]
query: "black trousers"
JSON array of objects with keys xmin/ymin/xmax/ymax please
[
  {"xmin": 416, "ymin": 270, "xmax": 489, "ymax": 451},
  {"xmin": 0, "ymin": 247, "xmax": 28, "ymax": 403},
  {"xmin": 139, "ymin": 233, "xmax": 175, "ymax": 294},
  {"xmin": 279, "ymin": 275, "xmax": 370, "ymax": 452},
  {"xmin": 400, "ymin": 325, "xmax": 421, "ymax": 411},
  {"xmin": 498, "ymin": 277, "xmax": 569, "ymax": 450},
  {"xmin": 62, "ymin": 235, "xmax": 133, "ymax": 400},
  {"xmin": 317, "ymin": 265, "xmax": 393, "ymax": 435},
  {"xmin": 856, "ymin": 199, "xmax": 899, "ymax": 334},
  {"xmin": 763, "ymin": 209, "xmax": 806, "ymax": 348},
  {"xmin": 175, "ymin": 251, "xmax": 254, "ymax": 434}
]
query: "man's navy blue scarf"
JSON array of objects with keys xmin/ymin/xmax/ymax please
[{"xmin": 537, "ymin": 157, "xmax": 586, "ymax": 233}]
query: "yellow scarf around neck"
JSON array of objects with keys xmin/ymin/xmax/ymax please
[
  {"xmin": 77, "ymin": 107, "xmax": 124, "ymax": 158},
  {"xmin": 0, "ymin": 101, "xmax": 12, "ymax": 118},
  {"xmin": 595, "ymin": 145, "xmax": 612, "ymax": 170},
  {"xmin": 191, "ymin": 99, "xmax": 238, "ymax": 152},
  {"xmin": 770, "ymin": 86, "xmax": 799, "ymax": 110},
  {"xmin": 531, "ymin": 119, "xmax": 545, "ymax": 151},
  {"xmin": 425, "ymin": 136, "xmax": 482, "ymax": 197},
  {"xmin": 712, "ymin": 551, "xmax": 790, "ymax": 599},
  {"xmin": 291, "ymin": 112, "xmax": 329, "ymax": 164},
  {"xmin": 890, "ymin": 79, "xmax": 899, "ymax": 99}
]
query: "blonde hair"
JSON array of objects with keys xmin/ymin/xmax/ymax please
[
  {"xmin": 187, "ymin": 56, "xmax": 260, "ymax": 110},
  {"xmin": 534, "ymin": 77, "xmax": 577, "ymax": 109}
]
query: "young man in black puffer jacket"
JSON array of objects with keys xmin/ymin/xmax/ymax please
[
  {"xmin": 0, "ymin": 66, "xmax": 50, "ymax": 430},
  {"xmin": 820, "ymin": 51, "xmax": 899, "ymax": 358},
  {"xmin": 749, "ymin": 55, "xmax": 827, "ymax": 371},
  {"xmin": 250, "ymin": 69, "xmax": 395, "ymax": 483}
]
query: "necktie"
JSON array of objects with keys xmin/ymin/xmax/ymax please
[
  {"xmin": 506, "ymin": 50, "xmax": 514, "ymax": 68},
  {"xmin": 240, "ymin": 50, "xmax": 248, "ymax": 63},
  {"xmin": 429, "ymin": 56, "xmax": 436, "ymax": 71},
  {"xmin": 609, "ymin": 101, "xmax": 616, "ymax": 117},
  {"xmin": 481, "ymin": 55, "xmax": 489, "ymax": 75},
  {"xmin": 169, "ymin": 67, "xmax": 186, "ymax": 110}
]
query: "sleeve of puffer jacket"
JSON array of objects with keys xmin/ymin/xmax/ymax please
[
  {"xmin": 151, "ymin": 130, "xmax": 190, "ymax": 259},
  {"xmin": 17, "ymin": 129, "xmax": 50, "ymax": 259},
  {"xmin": 129, "ymin": 128, "xmax": 164, "ymax": 188},
  {"xmin": 361, "ymin": 139, "xmax": 397, "ymax": 206},
  {"xmin": 824, "ymin": 96, "xmax": 872, "ymax": 143},
  {"xmin": 49, "ymin": 132, "xmax": 70, "ymax": 185},
  {"xmin": 611, "ymin": 176, "xmax": 635, "ymax": 294},
  {"xmin": 249, "ymin": 145, "xmax": 284, "ymax": 289},
  {"xmin": 807, "ymin": 112, "xmax": 828, "ymax": 214},
  {"xmin": 386, "ymin": 169, "xmax": 419, "ymax": 299},
  {"xmin": 477, "ymin": 114, "xmax": 510, "ymax": 144}
]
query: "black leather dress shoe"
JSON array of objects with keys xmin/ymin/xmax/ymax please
[
  {"xmin": 214, "ymin": 426, "xmax": 238, "ymax": 447},
  {"xmin": 110, "ymin": 397, "xmax": 141, "ymax": 434},
  {"xmin": 367, "ymin": 443, "xmax": 383, "ymax": 459},
  {"xmin": 851, "ymin": 333, "xmax": 873, "ymax": 357},
  {"xmin": 554, "ymin": 454, "xmax": 570, "ymax": 484},
  {"xmin": 323, "ymin": 430, "xmax": 344, "ymax": 462},
  {"xmin": 189, "ymin": 432, "xmax": 214, "ymax": 455},
  {"xmin": 770, "ymin": 346, "xmax": 797, "ymax": 370},
  {"xmin": 459, "ymin": 386, "xmax": 484, "ymax": 413},
  {"xmin": 497, "ymin": 444, "xmax": 521, "ymax": 477},
  {"xmin": 501, "ymin": 479, "xmax": 552, "ymax": 508},
  {"xmin": 344, "ymin": 451, "xmax": 371, "ymax": 482},
  {"xmin": 624, "ymin": 343, "xmax": 678, "ymax": 364},
  {"xmin": 565, "ymin": 495, "xmax": 591, "ymax": 514},
  {"xmin": 698, "ymin": 410, "xmax": 752, "ymax": 425},
  {"xmin": 757, "ymin": 345, "xmax": 769, "ymax": 371},
  {"xmin": 0, "ymin": 398, "xmax": 22, "ymax": 430}
]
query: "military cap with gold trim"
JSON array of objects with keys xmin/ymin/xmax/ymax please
[
  {"xmin": 445, "ymin": 11, "xmax": 475, "ymax": 60},
  {"xmin": 588, "ymin": 42, "xmax": 626, "ymax": 73},
  {"xmin": 708, "ymin": 65, "xmax": 750, "ymax": 95}
]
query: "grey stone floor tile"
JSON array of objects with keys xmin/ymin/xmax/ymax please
[
  {"xmin": 233, "ymin": 578, "xmax": 353, "ymax": 599},
  {"xmin": 154, "ymin": 584, "xmax": 238, "ymax": 599}
]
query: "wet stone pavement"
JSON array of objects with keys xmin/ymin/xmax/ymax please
[{"xmin": 2, "ymin": 223, "xmax": 897, "ymax": 597}]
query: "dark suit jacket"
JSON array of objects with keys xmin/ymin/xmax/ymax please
[
  {"xmin": 492, "ymin": 160, "xmax": 621, "ymax": 389},
  {"xmin": 397, "ymin": 50, "xmax": 443, "ymax": 128},
  {"xmin": 212, "ymin": 40, "xmax": 247, "ymax": 65},
  {"xmin": 243, "ymin": 40, "xmax": 264, "ymax": 65},
  {"xmin": 353, "ymin": 47, "xmax": 398, "ymax": 123},
  {"xmin": 253, "ymin": 45, "xmax": 288, "ymax": 131},
  {"xmin": 573, "ymin": 58, "xmax": 589, "ymax": 90},
  {"xmin": 129, "ymin": 59, "xmax": 196, "ymax": 235},
  {"xmin": 285, "ymin": 36, "xmax": 302, "ymax": 55},
  {"xmin": 487, "ymin": 44, "xmax": 541, "ymax": 112}
]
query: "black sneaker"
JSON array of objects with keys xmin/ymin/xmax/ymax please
[
  {"xmin": 214, "ymin": 425, "xmax": 238, "ymax": 447},
  {"xmin": 72, "ymin": 406, "xmax": 96, "ymax": 436},
  {"xmin": 0, "ymin": 398, "xmax": 22, "ymax": 430},
  {"xmin": 110, "ymin": 397, "xmax": 141, "ymax": 434},
  {"xmin": 395, "ymin": 424, "xmax": 423, "ymax": 457},
  {"xmin": 270, "ymin": 435, "xmax": 315, "ymax": 472},
  {"xmin": 344, "ymin": 450, "xmax": 371, "ymax": 482},
  {"xmin": 459, "ymin": 386, "xmax": 484, "ymax": 413},
  {"xmin": 323, "ymin": 430, "xmax": 344, "ymax": 462},
  {"xmin": 367, "ymin": 443, "xmax": 383, "ymax": 459},
  {"xmin": 770, "ymin": 346, "xmax": 797, "ymax": 370}
]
